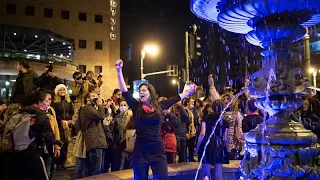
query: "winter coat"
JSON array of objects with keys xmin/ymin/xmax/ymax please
[
  {"xmin": 11, "ymin": 70, "xmax": 39, "ymax": 106},
  {"xmin": 71, "ymin": 81, "xmax": 93, "ymax": 110},
  {"xmin": 19, "ymin": 105, "xmax": 54, "ymax": 152},
  {"xmin": 52, "ymin": 99, "xmax": 74, "ymax": 142},
  {"xmin": 38, "ymin": 73, "xmax": 62, "ymax": 92},
  {"xmin": 162, "ymin": 112, "xmax": 180, "ymax": 134},
  {"xmin": 47, "ymin": 107, "xmax": 61, "ymax": 151},
  {"xmin": 174, "ymin": 105, "xmax": 190, "ymax": 140},
  {"xmin": 79, "ymin": 104, "xmax": 107, "ymax": 152},
  {"xmin": 108, "ymin": 110, "xmax": 133, "ymax": 150}
]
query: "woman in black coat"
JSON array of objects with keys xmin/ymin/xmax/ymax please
[{"xmin": 52, "ymin": 84, "xmax": 74, "ymax": 170}]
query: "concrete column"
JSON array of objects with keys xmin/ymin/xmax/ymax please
[{"xmin": 304, "ymin": 28, "xmax": 311, "ymax": 81}]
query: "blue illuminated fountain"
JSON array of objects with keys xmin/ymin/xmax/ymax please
[{"xmin": 191, "ymin": 0, "xmax": 320, "ymax": 179}]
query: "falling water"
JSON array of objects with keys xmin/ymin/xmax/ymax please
[
  {"xmin": 194, "ymin": 89, "xmax": 248, "ymax": 180},
  {"xmin": 260, "ymin": 68, "xmax": 276, "ymax": 179}
]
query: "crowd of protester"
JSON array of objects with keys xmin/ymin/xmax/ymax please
[{"xmin": 0, "ymin": 59, "xmax": 319, "ymax": 180}]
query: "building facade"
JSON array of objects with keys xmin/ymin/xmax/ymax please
[
  {"xmin": 292, "ymin": 26, "xmax": 320, "ymax": 85},
  {"xmin": 0, "ymin": 0, "xmax": 120, "ymax": 98}
]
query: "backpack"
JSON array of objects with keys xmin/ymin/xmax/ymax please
[
  {"xmin": 162, "ymin": 132, "xmax": 177, "ymax": 153},
  {"xmin": 0, "ymin": 112, "xmax": 35, "ymax": 152}
]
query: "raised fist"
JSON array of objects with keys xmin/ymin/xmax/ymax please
[
  {"xmin": 208, "ymin": 74, "xmax": 214, "ymax": 86},
  {"xmin": 115, "ymin": 59, "xmax": 123, "ymax": 70}
]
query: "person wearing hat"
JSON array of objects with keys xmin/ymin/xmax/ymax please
[
  {"xmin": 52, "ymin": 84, "xmax": 74, "ymax": 171},
  {"xmin": 38, "ymin": 64, "xmax": 63, "ymax": 92},
  {"xmin": 11, "ymin": 60, "xmax": 40, "ymax": 106}
]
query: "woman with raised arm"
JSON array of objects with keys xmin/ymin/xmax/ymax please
[
  {"xmin": 115, "ymin": 59, "xmax": 196, "ymax": 180},
  {"xmin": 208, "ymin": 74, "xmax": 243, "ymax": 160}
]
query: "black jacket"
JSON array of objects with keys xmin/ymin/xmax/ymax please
[
  {"xmin": 162, "ymin": 112, "xmax": 180, "ymax": 134},
  {"xmin": 52, "ymin": 99, "xmax": 74, "ymax": 142},
  {"xmin": 20, "ymin": 105, "xmax": 54, "ymax": 151},
  {"xmin": 174, "ymin": 105, "xmax": 190, "ymax": 140},
  {"xmin": 12, "ymin": 70, "xmax": 39, "ymax": 106},
  {"xmin": 38, "ymin": 73, "xmax": 62, "ymax": 92}
]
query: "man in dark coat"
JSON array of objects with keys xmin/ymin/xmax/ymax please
[{"xmin": 11, "ymin": 60, "xmax": 39, "ymax": 106}]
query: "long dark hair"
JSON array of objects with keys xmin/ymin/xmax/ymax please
[
  {"xmin": 212, "ymin": 99, "xmax": 224, "ymax": 115},
  {"xmin": 136, "ymin": 83, "xmax": 162, "ymax": 118},
  {"xmin": 113, "ymin": 89, "xmax": 121, "ymax": 96},
  {"xmin": 202, "ymin": 103, "xmax": 213, "ymax": 118}
]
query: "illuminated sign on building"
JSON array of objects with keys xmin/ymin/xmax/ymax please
[{"xmin": 110, "ymin": 0, "xmax": 117, "ymax": 40}]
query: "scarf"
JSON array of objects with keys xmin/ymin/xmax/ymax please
[{"xmin": 142, "ymin": 104, "xmax": 155, "ymax": 113}]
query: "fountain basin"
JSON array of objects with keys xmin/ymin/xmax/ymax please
[{"xmin": 80, "ymin": 161, "xmax": 241, "ymax": 180}]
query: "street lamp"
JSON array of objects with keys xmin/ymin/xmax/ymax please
[
  {"xmin": 141, "ymin": 44, "xmax": 159, "ymax": 80},
  {"xmin": 172, "ymin": 78, "xmax": 180, "ymax": 94},
  {"xmin": 309, "ymin": 67, "xmax": 318, "ymax": 95}
]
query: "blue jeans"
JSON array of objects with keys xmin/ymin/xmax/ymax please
[
  {"xmin": 87, "ymin": 148, "xmax": 105, "ymax": 176},
  {"xmin": 132, "ymin": 150, "xmax": 168, "ymax": 180},
  {"xmin": 121, "ymin": 151, "xmax": 132, "ymax": 170},
  {"xmin": 75, "ymin": 157, "xmax": 88, "ymax": 179}
]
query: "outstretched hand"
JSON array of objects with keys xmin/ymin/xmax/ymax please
[
  {"xmin": 189, "ymin": 83, "xmax": 197, "ymax": 94},
  {"xmin": 208, "ymin": 74, "xmax": 214, "ymax": 87},
  {"xmin": 115, "ymin": 59, "xmax": 123, "ymax": 71}
]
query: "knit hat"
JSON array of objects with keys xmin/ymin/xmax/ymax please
[{"xmin": 55, "ymin": 84, "xmax": 67, "ymax": 95}]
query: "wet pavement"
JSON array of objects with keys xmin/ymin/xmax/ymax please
[{"xmin": 52, "ymin": 167, "xmax": 75, "ymax": 180}]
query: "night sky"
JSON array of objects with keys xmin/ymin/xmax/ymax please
[{"xmin": 120, "ymin": 0, "xmax": 196, "ymax": 97}]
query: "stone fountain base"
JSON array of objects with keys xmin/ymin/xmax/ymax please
[
  {"xmin": 240, "ymin": 114, "xmax": 320, "ymax": 180},
  {"xmin": 81, "ymin": 161, "xmax": 241, "ymax": 180}
]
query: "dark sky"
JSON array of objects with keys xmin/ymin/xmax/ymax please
[{"xmin": 120, "ymin": 0, "xmax": 197, "ymax": 97}]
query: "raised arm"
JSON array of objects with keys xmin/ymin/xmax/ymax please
[
  {"xmin": 236, "ymin": 111, "xmax": 243, "ymax": 142},
  {"xmin": 208, "ymin": 74, "xmax": 221, "ymax": 100},
  {"xmin": 115, "ymin": 59, "xmax": 139, "ymax": 111},
  {"xmin": 115, "ymin": 59, "xmax": 128, "ymax": 93},
  {"xmin": 178, "ymin": 83, "xmax": 197, "ymax": 100},
  {"xmin": 160, "ymin": 84, "xmax": 196, "ymax": 110}
]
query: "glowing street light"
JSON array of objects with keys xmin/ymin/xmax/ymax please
[
  {"xmin": 171, "ymin": 78, "xmax": 180, "ymax": 93},
  {"xmin": 309, "ymin": 67, "xmax": 315, "ymax": 74},
  {"xmin": 141, "ymin": 44, "xmax": 159, "ymax": 79},
  {"xmin": 143, "ymin": 45, "xmax": 159, "ymax": 56}
]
